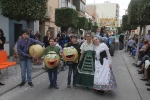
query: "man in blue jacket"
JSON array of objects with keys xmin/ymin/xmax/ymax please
[
  {"xmin": 17, "ymin": 29, "xmax": 45, "ymax": 87},
  {"xmin": 59, "ymin": 31, "xmax": 70, "ymax": 48}
]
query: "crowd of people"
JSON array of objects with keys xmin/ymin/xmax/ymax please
[
  {"xmin": 0, "ymin": 28, "xmax": 117, "ymax": 95},
  {"xmin": 1, "ymin": 27, "xmax": 150, "ymax": 94},
  {"xmin": 127, "ymin": 30, "xmax": 150, "ymax": 91}
]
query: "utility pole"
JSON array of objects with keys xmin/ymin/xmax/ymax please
[{"xmin": 94, "ymin": 0, "xmax": 96, "ymax": 25}]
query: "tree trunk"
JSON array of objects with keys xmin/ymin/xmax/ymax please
[
  {"xmin": 143, "ymin": 25, "xmax": 146, "ymax": 41},
  {"xmin": 135, "ymin": 25, "xmax": 143, "ymax": 63},
  {"xmin": 61, "ymin": 27, "xmax": 68, "ymax": 33},
  {"xmin": 26, "ymin": 21, "xmax": 30, "ymax": 30}
]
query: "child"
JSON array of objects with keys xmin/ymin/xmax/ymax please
[
  {"xmin": 44, "ymin": 38, "xmax": 60, "ymax": 89},
  {"xmin": 66, "ymin": 35, "xmax": 80, "ymax": 88},
  {"xmin": 17, "ymin": 29, "xmax": 44, "ymax": 87}
]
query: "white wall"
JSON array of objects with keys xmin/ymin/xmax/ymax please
[
  {"xmin": 4, "ymin": 43, "xmax": 10, "ymax": 56},
  {"xmin": 96, "ymin": 3, "xmax": 116, "ymax": 18},
  {"xmin": 30, "ymin": 20, "xmax": 39, "ymax": 33}
]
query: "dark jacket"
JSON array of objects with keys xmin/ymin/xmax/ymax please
[
  {"xmin": 0, "ymin": 36, "xmax": 6, "ymax": 50},
  {"xmin": 59, "ymin": 35, "xmax": 70, "ymax": 48},
  {"xmin": 43, "ymin": 36, "xmax": 50, "ymax": 48}
]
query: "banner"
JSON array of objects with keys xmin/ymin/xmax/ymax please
[{"xmin": 100, "ymin": 18, "xmax": 116, "ymax": 27}]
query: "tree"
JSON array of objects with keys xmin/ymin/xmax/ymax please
[
  {"xmin": 55, "ymin": 8, "xmax": 78, "ymax": 32},
  {"xmin": 117, "ymin": 27, "xmax": 123, "ymax": 34},
  {"xmin": 88, "ymin": 22, "xmax": 92, "ymax": 31},
  {"xmin": 77, "ymin": 17, "xmax": 88, "ymax": 30},
  {"xmin": 91, "ymin": 25, "xmax": 98, "ymax": 33},
  {"xmin": 128, "ymin": 0, "xmax": 150, "ymax": 62},
  {"xmin": 122, "ymin": 15, "xmax": 130, "ymax": 31},
  {"xmin": 0, "ymin": 0, "xmax": 48, "ymax": 27}
]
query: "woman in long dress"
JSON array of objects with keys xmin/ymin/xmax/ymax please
[
  {"xmin": 75, "ymin": 33, "xmax": 95, "ymax": 89},
  {"xmin": 92, "ymin": 36, "xmax": 117, "ymax": 93}
]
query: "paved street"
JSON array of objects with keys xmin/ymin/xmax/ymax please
[{"xmin": 0, "ymin": 50, "xmax": 150, "ymax": 100}]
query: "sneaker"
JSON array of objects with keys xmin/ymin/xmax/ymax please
[
  {"xmin": 73, "ymin": 84, "xmax": 77, "ymax": 89},
  {"xmin": 67, "ymin": 85, "xmax": 71, "ymax": 88},
  {"xmin": 28, "ymin": 82, "xmax": 34, "ymax": 87},
  {"xmin": 53, "ymin": 85, "xmax": 59, "ymax": 89},
  {"xmin": 48, "ymin": 84, "xmax": 53, "ymax": 89},
  {"xmin": 145, "ymin": 83, "xmax": 150, "ymax": 86},
  {"xmin": 19, "ymin": 82, "xmax": 25, "ymax": 86},
  {"xmin": 0, "ymin": 82, "xmax": 5, "ymax": 86}
]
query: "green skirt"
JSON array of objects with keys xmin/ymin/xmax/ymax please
[{"xmin": 75, "ymin": 51, "xmax": 95, "ymax": 88}]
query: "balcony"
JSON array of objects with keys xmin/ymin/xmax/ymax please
[{"xmin": 61, "ymin": 1, "xmax": 76, "ymax": 10}]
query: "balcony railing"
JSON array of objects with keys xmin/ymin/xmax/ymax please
[{"xmin": 61, "ymin": 1, "xmax": 76, "ymax": 10}]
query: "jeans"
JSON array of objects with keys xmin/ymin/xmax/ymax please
[
  {"xmin": 20, "ymin": 58, "xmax": 32, "ymax": 82},
  {"xmin": 48, "ymin": 68, "xmax": 57, "ymax": 86},
  {"xmin": 67, "ymin": 63, "xmax": 77, "ymax": 85}
]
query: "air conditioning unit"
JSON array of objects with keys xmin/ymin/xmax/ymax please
[
  {"xmin": 45, "ymin": 9, "xmax": 50, "ymax": 19},
  {"xmin": 104, "ymin": 1, "xmax": 111, "ymax": 3}
]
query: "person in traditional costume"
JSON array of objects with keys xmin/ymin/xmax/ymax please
[
  {"xmin": 44, "ymin": 38, "xmax": 60, "ymax": 89},
  {"xmin": 92, "ymin": 36, "xmax": 117, "ymax": 94},
  {"xmin": 75, "ymin": 33, "xmax": 95, "ymax": 89}
]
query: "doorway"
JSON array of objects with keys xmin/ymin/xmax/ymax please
[{"xmin": 14, "ymin": 24, "xmax": 22, "ymax": 43}]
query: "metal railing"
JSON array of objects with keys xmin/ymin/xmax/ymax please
[{"xmin": 61, "ymin": 1, "xmax": 76, "ymax": 10}]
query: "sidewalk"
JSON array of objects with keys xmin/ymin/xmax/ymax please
[
  {"xmin": 0, "ymin": 62, "xmax": 46, "ymax": 95},
  {"xmin": 120, "ymin": 50, "xmax": 150, "ymax": 100}
]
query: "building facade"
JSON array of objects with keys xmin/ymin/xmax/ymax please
[
  {"xmin": 85, "ymin": 5, "xmax": 99, "ymax": 26},
  {"xmin": 39, "ymin": 0, "xmax": 61, "ymax": 41},
  {"xmin": 40, "ymin": 0, "xmax": 87, "ymax": 40},
  {"xmin": 0, "ymin": 8, "xmax": 38, "ymax": 56},
  {"xmin": 96, "ymin": 1, "xmax": 120, "ymax": 27},
  {"xmin": 61, "ymin": 0, "xmax": 86, "ymax": 33}
]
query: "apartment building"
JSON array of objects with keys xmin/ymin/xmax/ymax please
[
  {"xmin": 96, "ymin": 1, "xmax": 120, "ymax": 27},
  {"xmin": 85, "ymin": 5, "xmax": 99, "ymax": 26},
  {"xmin": 39, "ymin": 0, "xmax": 61, "ymax": 40},
  {"xmin": 61, "ymin": 0, "xmax": 86, "ymax": 17}
]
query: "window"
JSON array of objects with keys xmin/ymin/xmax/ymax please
[
  {"xmin": 61, "ymin": 0, "xmax": 67, "ymax": 7},
  {"xmin": 80, "ymin": 1, "xmax": 85, "ymax": 12}
]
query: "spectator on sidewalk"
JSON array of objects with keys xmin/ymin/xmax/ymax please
[
  {"xmin": 44, "ymin": 38, "xmax": 60, "ymax": 89},
  {"xmin": 29, "ymin": 29, "xmax": 35, "ymax": 39},
  {"xmin": 146, "ymin": 66, "xmax": 150, "ymax": 91},
  {"xmin": 34, "ymin": 31, "xmax": 41, "ymax": 41},
  {"xmin": 127, "ymin": 37, "xmax": 136, "ymax": 53},
  {"xmin": 17, "ymin": 29, "xmax": 44, "ymax": 87},
  {"xmin": 57, "ymin": 31, "xmax": 61, "ymax": 39},
  {"xmin": 43, "ymin": 30, "xmax": 51, "ymax": 48},
  {"xmin": 54, "ymin": 38, "xmax": 62, "ymax": 50},
  {"xmin": 0, "ymin": 28, "xmax": 6, "ymax": 50},
  {"xmin": 119, "ymin": 34, "xmax": 124, "ymax": 50},
  {"xmin": 146, "ymin": 30, "xmax": 150, "ymax": 41},
  {"xmin": 12, "ymin": 36, "xmax": 22, "ymax": 62},
  {"xmin": 0, "ymin": 28, "xmax": 6, "ymax": 86},
  {"xmin": 59, "ymin": 31, "xmax": 70, "ymax": 48}
]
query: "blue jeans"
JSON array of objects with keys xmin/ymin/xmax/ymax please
[
  {"xmin": 20, "ymin": 58, "xmax": 32, "ymax": 82},
  {"xmin": 67, "ymin": 63, "xmax": 77, "ymax": 85},
  {"xmin": 48, "ymin": 68, "xmax": 57, "ymax": 86}
]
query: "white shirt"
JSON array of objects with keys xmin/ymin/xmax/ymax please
[{"xmin": 80, "ymin": 40, "xmax": 94, "ymax": 53}]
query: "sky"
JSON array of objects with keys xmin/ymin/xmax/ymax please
[{"xmin": 86, "ymin": 0, "xmax": 131, "ymax": 19}]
